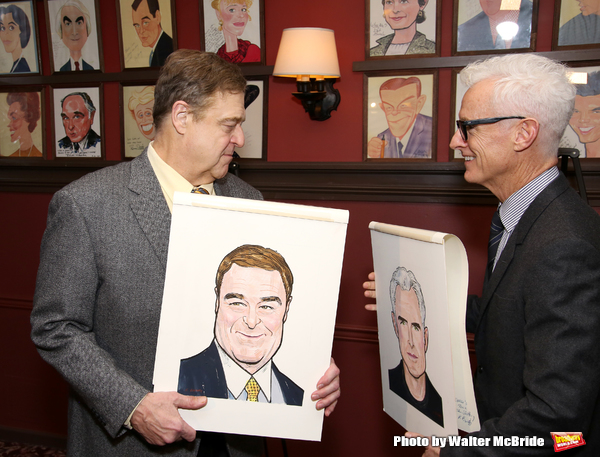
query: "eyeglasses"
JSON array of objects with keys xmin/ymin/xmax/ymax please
[{"xmin": 456, "ymin": 116, "xmax": 525, "ymax": 141}]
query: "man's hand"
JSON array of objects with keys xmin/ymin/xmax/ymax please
[
  {"xmin": 131, "ymin": 391, "xmax": 207, "ymax": 446},
  {"xmin": 367, "ymin": 137, "xmax": 387, "ymax": 158},
  {"xmin": 363, "ymin": 271, "xmax": 377, "ymax": 311},
  {"xmin": 405, "ymin": 431, "xmax": 440, "ymax": 457},
  {"xmin": 311, "ymin": 357, "xmax": 340, "ymax": 416}
]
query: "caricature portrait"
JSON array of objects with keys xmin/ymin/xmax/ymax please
[
  {"xmin": 123, "ymin": 85, "xmax": 155, "ymax": 158},
  {"xmin": 178, "ymin": 244, "xmax": 304, "ymax": 406},
  {"xmin": 388, "ymin": 267, "xmax": 444, "ymax": 427},
  {"xmin": 456, "ymin": 0, "xmax": 533, "ymax": 52},
  {"xmin": 369, "ymin": 0, "xmax": 435, "ymax": 57},
  {"xmin": 558, "ymin": 0, "xmax": 600, "ymax": 46},
  {"xmin": 0, "ymin": 1, "xmax": 39, "ymax": 74},
  {"xmin": 568, "ymin": 71, "xmax": 600, "ymax": 157},
  {"xmin": 47, "ymin": 0, "xmax": 100, "ymax": 72},
  {"xmin": 367, "ymin": 75, "xmax": 433, "ymax": 159},
  {"xmin": 54, "ymin": 87, "xmax": 101, "ymax": 158},
  {"xmin": 203, "ymin": 0, "xmax": 261, "ymax": 63},
  {"xmin": 0, "ymin": 91, "xmax": 42, "ymax": 157}
]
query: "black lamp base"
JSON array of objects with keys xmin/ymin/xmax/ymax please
[{"xmin": 292, "ymin": 79, "xmax": 340, "ymax": 121}]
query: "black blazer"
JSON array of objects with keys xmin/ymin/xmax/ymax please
[
  {"xmin": 178, "ymin": 340, "xmax": 304, "ymax": 406},
  {"xmin": 445, "ymin": 173, "xmax": 600, "ymax": 456},
  {"xmin": 150, "ymin": 32, "xmax": 173, "ymax": 67}
]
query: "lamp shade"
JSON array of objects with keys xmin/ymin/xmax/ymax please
[{"xmin": 273, "ymin": 27, "xmax": 340, "ymax": 79}]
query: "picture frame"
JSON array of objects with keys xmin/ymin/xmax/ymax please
[
  {"xmin": 200, "ymin": 0, "xmax": 264, "ymax": 64},
  {"xmin": 0, "ymin": 87, "xmax": 45, "ymax": 158},
  {"xmin": 121, "ymin": 83, "xmax": 156, "ymax": 159},
  {"xmin": 364, "ymin": 71, "xmax": 437, "ymax": 161},
  {"xmin": 51, "ymin": 85, "xmax": 104, "ymax": 159},
  {"xmin": 0, "ymin": 0, "xmax": 41, "ymax": 75},
  {"xmin": 235, "ymin": 76, "xmax": 267, "ymax": 159},
  {"xmin": 452, "ymin": 0, "xmax": 538, "ymax": 55},
  {"xmin": 450, "ymin": 68, "xmax": 467, "ymax": 161},
  {"xmin": 366, "ymin": 0, "xmax": 439, "ymax": 59},
  {"xmin": 553, "ymin": 0, "xmax": 600, "ymax": 50},
  {"xmin": 116, "ymin": 0, "xmax": 177, "ymax": 70},
  {"xmin": 45, "ymin": 0, "xmax": 103, "ymax": 73}
]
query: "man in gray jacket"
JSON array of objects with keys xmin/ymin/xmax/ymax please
[{"xmin": 31, "ymin": 50, "xmax": 340, "ymax": 457}]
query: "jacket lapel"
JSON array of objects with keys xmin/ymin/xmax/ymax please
[{"xmin": 127, "ymin": 149, "xmax": 172, "ymax": 268}]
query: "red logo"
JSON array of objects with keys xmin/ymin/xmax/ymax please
[{"xmin": 551, "ymin": 433, "xmax": 586, "ymax": 452}]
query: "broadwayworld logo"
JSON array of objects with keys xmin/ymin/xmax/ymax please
[{"xmin": 551, "ymin": 433, "xmax": 586, "ymax": 452}]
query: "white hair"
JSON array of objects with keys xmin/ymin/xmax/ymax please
[
  {"xmin": 390, "ymin": 266, "xmax": 426, "ymax": 328},
  {"xmin": 460, "ymin": 54, "xmax": 575, "ymax": 154},
  {"xmin": 56, "ymin": 0, "xmax": 92, "ymax": 38}
]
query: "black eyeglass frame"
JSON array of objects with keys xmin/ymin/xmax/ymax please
[{"xmin": 456, "ymin": 116, "xmax": 526, "ymax": 141}]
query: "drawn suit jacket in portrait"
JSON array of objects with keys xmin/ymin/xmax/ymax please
[
  {"xmin": 60, "ymin": 59, "xmax": 94, "ymax": 71},
  {"xmin": 377, "ymin": 113, "xmax": 432, "ymax": 158},
  {"xmin": 442, "ymin": 172, "xmax": 600, "ymax": 455},
  {"xmin": 31, "ymin": 149, "xmax": 264, "ymax": 457},
  {"xmin": 178, "ymin": 340, "xmax": 304, "ymax": 406},
  {"xmin": 58, "ymin": 128, "xmax": 101, "ymax": 152},
  {"xmin": 370, "ymin": 31, "xmax": 435, "ymax": 56},
  {"xmin": 150, "ymin": 32, "xmax": 173, "ymax": 67},
  {"xmin": 457, "ymin": 0, "xmax": 533, "ymax": 52}
]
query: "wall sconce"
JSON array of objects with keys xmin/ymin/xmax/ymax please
[{"xmin": 273, "ymin": 27, "xmax": 341, "ymax": 121}]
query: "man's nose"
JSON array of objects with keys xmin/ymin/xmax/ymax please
[
  {"xmin": 232, "ymin": 124, "xmax": 245, "ymax": 148},
  {"xmin": 449, "ymin": 128, "xmax": 466, "ymax": 150},
  {"xmin": 244, "ymin": 306, "xmax": 260, "ymax": 328}
]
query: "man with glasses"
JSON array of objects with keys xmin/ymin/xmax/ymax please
[{"xmin": 365, "ymin": 53, "xmax": 600, "ymax": 455}]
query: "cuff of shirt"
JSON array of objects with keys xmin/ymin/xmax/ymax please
[{"xmin": 123, "ymin": 394, "xmax": 148, "ymax": 430}]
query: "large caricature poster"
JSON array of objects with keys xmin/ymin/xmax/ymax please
[
  {"xmin": 370, "ymin": 222, "xmax": 479, "ymax": 437},
  {"xmin": 154, "ymin": 194, "xmax": 348, "ymax": 440}
]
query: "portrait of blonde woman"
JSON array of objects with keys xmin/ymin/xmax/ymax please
[{"xmin": 123, "ymin": 85, "xmax": 155, "ymax": 158}]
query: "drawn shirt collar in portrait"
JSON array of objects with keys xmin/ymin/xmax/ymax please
[
  {"xmin": 68, "ymin": 56, "xmax": 84, "ymax": 71},
  {"xmin": 147, "ymin": 142, "xmax": 215, "ymax": 211}
]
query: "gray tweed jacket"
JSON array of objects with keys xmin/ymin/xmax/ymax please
[{"xmin": 31, "ymin": 150, "xmax": 264, "ymax": 456}]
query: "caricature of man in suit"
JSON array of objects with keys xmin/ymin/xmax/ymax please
[
  {"xmin": 57, "ymin": 0, "xmax": 94, "ymax": 71},
  {"xmin": 131, "ymin": 0, "xmax": 173, "ymax": 67},
  {"xmin": 57, "ymin": 92, "xmax": 100, "ymax": 155},
  {"xmin": 388, "ymin": 267, "xmax": 443, "ymax": 427},
  {"xmin": 178, "ymin": 244, "xmax": 304, "ymax": 406},
  {"xmin": 367, "ymin": 77, "xmax": 432, "ymax": 159}
]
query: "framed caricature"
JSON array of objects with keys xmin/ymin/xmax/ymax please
[
  {"xmin": 0, "ymin": 1, "xmax": 40, "ymax": 74},
  {"xmin": 453, "ymin": 0, "xmax": 537, "ymax": 54},
  {"xmin": 201, "ymin": 0, "xmax": 264, "ymax": 64},
  {"xmin": 553, "ymin": 0, "xmax": 600, "ymax": 49},
  {"xmin": 364, "ymin": 71, "xmax": 437, "ymax": 161},
  {"xmin": 235, "ymin": 77, "xmax": 266, "ymax": 159},
  {"xmin": 45, "ymin": 0, "xmax": 102, "ymax": 73},
  {"xmin": 366, "ymin": 0, "xmax": 439, "ymax": 59},
  {"xmin": 121, "ymin": 84, "xmax": 155, "ymax": 159},
  {"xmin": 0, "ymin": 88, "xmax": 44, "ymax": 158},
  {"xmin": 52, "ymin": 86, "xmax": 103, "ymax": 159},
  {"xmin": 451, "ymin": 68, "xmax": 467, "ymax": 160},
  {"xmin": 117, "ymin": 0, "xmax": 176, "ymax": 69}
]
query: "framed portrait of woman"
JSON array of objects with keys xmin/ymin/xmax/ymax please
[
  {"xmin": 0, "ymin": 1, "xmax": 41, "ymax": 75},
  {"xmin": 201, "ymin": 0, "xmax": 265, "ymax": 65},
  {"xmin": 52, "ymin": 85, "xmax": 103, "ymax": 159},
  {"xmin": 116, "ymin": 0, "xmax": 177, "ymax": 69},
  {"xmin": 364, "ymin": 71, "xmax": 437, "ymax": 161},
  {"xmin": 553, "ymin": 0, "xmax": 600, "ymax": 49},
  {"xmin": 366, "ymin": 0, "xmax": 439, "ymax": 59},
  {"xmin": 0, "ymin": 88, "xmax": 44, "ymax": 158},
  {"xmin": 121, "ymin": 83, "xmax": 155, "ymax": 159},
  {"xmin": 45, "ymin": 0, "xmax": 102, "ymax": 73},
  {"xmin": 453, "ymin": 0, "xmax": 538, "ymax": 55}
]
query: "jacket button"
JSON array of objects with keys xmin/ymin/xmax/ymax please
[{"xmin": 478, "ymin": 365, "xmax": 484, "ymax": 374}]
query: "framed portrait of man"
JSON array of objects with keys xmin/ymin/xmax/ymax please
[
  {"xmin": 116, "ymin": 0, "xmax": 177, "ymax": 69},
  {"xmin": 553, "ymin": 0, "xmax": 600, "ymax": 49},
  {"xmin": 366, "ymin": 0, "xmax": 439, "ymax": 59},
  {"xmin": 364, "ymin": 71, "xmax": 437, "ymax": 161},
  {"xmin": 201, "ymin": 0, "xmax": 264, "ymax": 64},
  {"xmin": 45, "ymin": 0, "xmax": 102, "ymax": 73},
  {"xmin": 450, "ymin": 68, "xmax": 468, "ymax": 160},
  {"xmin": 453, "ymin": 0, "xmax": 538, "ymax": 54},
  {"xmin": 235, "ymin": 77, "xmax": 266, "ymax": 159},
  {"xmin": 0, "ymin": 1, "xmax": 41, "ymax": 74},
  {"xmin": 121, "ymin": 83, "xmax": 155, "ymax": 159},
  {"xmin": 0, "ymin": 88, "xmax": 44, "ymax": 158},
  {"xmin": 52, "ymin": 86, "xmax": 103, "ymax": 159}
]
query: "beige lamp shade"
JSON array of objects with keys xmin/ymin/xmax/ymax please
[{"xmin": 273, "ymin": 27, "xmax": 340, "ymax": 80}]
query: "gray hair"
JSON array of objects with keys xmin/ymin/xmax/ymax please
[
  {"xmin": 459, "ymin": 54, "xmax": 576, "ymax": 155},
  {"xmin": 57, "ymin": 0, "xmax": 92, "ymax": 38},
  {"xmin": 390, "ymin": 266, "xmax": 425, "ymax": 328},
  {"xmin": 60, "ymin": 92, "xmax": 96, "ymax": 118}
]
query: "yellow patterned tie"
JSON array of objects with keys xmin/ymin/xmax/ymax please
[
  {"xmin": 245, "ymin": 377, "xmax": 260, "ymax": 402},
  {"xmin": 191, "ymin": 186, "xmax": 209, "ymax": 194}
]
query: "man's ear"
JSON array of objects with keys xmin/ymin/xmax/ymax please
[
  {"xmin": 214, "ymin": 287, "xmax": 220, "ymax": 314},
  {"xmin": 416, "ymin": 94, "xmax": 427, "ymax": 114},
  {"xmin": 514, "ymin": 118, "xmax": 539, "ymax": 152},
  {"xmin": 155, "ymin": 9, "xmax": 162, "ymax": 25},
  {"xmin": 89, "ymin": 111, "xmax": 96, "ymax": 124},
  {"xmin": 424, "ymin": 326, "xmax": 429, "ymax": 353},
  {"xmin": 283, "ymin": 297, "xmax": 292, "ymax": 323},
  {"xmin": 392, "ymin": 311, "xmax": 399, "ymax": 338},
  {"xmin": 171, "ymin": 101, "xmax": 189, "ymax": 135}
]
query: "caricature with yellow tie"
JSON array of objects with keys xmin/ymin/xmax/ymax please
[{"xmin": 178, "ymin": 244, "xmax": 304, "ymax": 406}]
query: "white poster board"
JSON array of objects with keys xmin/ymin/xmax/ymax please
[
  {"xmin": 154, "ymin": 193, "xmax": 348, "ymax": 441},
  {"xmin": 370, "ymin": 222, "xmax": 479, "ymax": 437}
]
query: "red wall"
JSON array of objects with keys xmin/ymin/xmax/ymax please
[{"xmin": 1, "ymin": 0, "xmax": 595, "ymax": 456}]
